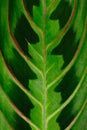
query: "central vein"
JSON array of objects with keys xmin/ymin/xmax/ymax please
[{"xmin": 42, "ymin": 0, "xmax": 47, "ymax": 130}]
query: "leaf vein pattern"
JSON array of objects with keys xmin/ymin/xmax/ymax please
[
  {"xmin": 42, "ymin": 0, "xmax": 48, "ymax": 129},
  {"xmin": 0, "ymin": 0, "xmax": 87, "ymax": 129},
  {"xmin": 8, "ymin": 23, "xmax": 43, "ymax": 78},
  {"xmin": 0, "ymin": 52, "xmax": 43, "ymax": 109},
  {"xmin": 46, "ymin": 0, "xmax": 58, "ymax": 12},
  {"xmin": 47, "ymin": 68, "xmax": 87, "ymax": 122},
  {"xmin": 0, "ymin": 110, "xmax": 14, "ymax": 130},
  {"xmin": 0, "ymin": 87, "xmax": 40, "ymax": 130},
  {"xmin": 27, "ymin": 41, "xmax": 43, "ymax": 62},
  {"xmin": 47, "ymin": 19, "xmax": 87, "ymax": 90},
  {"xmin": 22, "ymin": 0, "xmax": 43, "ymax": 36},
  {"xmin": 46, "ymin": 64, "xmax": 55, "ymax": 75},
  {"xmin": 65, "ymin": 99, "xmax": 87, "ymax": 130},
  {"xmin": 46, "ymin": 0, "xmax": 77, "ymax": 51}
]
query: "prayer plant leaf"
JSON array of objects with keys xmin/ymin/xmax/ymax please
[{"xmin": 0, "ymin": 0, "xmax": 87, "ymax": 130}]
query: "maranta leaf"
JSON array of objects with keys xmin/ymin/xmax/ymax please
[{"xmin": 0, "ymin": 0, "xmax": 87, "ymax": 130}]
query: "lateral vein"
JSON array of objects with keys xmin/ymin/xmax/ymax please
[
  {"xmin": 0, "ymin": 52, "xmax": 43, "ymax": 109},
  {"xmin": 47, "ymin": 68, "xmax": 87, "ymax": 122},
  {"xmin": 0, "ymin": 110, "xmax": 14, "ymax": 130},
  {"xmin": 65, "ymin": 99, "xmax": 87, "ymax": 130},
  {"xmin": 47, "ymin": 18, "xmax": 87, "ymax": 90},
  {"xmin": 22, "ymin": 0, "xmax": 43, "ymax": 37},
  {"xmin": 46, "ymin": 0, "xmax": 77, "ymax": 51},
  {"xmin": 8, "ymin": 22, "xmax": 43, "ymax": 78},
  {"xmin": 27, "ymin": 40, "xmax": 43, "ymax": 62},
  {"xmin": 0, "ymin": 87, "xmax": 40, "ymax": 130},
  {"xmin": 46, "ymin": 0, "xmax": 59, "ymax": 13}
]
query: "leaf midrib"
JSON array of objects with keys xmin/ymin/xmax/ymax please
[{"xmin": 42, "ymin": 0, "xmax": 48, "ymax": 130}]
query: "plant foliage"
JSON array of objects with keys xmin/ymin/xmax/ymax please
[{"xmin": 0, "ymin": 0, "xmax": 87, "ymax": 130}]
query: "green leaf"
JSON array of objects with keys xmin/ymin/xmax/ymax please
[{"xmin": 0, "ymin": 0, "xmax": 87, "ymax": 130}]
